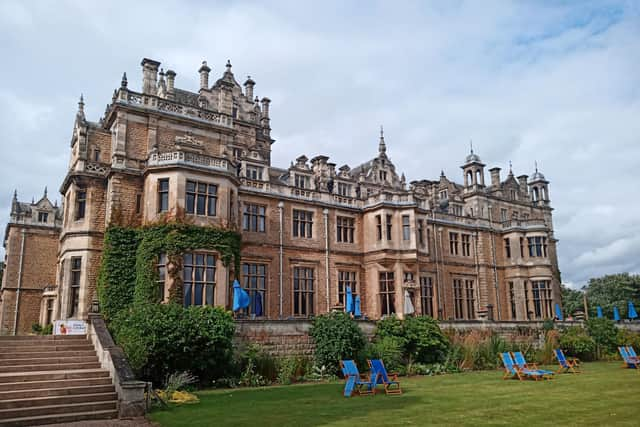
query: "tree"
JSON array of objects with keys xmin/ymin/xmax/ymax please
[
  {"xmin": 585, "ymin": 273, "xmax": 640, "ymax": 319},
  {"xmin": 561, "ymin": 284, "xmax": 584, "ymax": 317}
]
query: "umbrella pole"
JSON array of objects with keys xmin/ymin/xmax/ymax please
[{"xmin": 583, "ymin": 293, "xmax": 589, "ymax": 320}]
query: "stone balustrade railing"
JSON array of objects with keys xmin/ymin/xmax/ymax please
[{"xmin": 147, "ymin": 151, "xmax": 231, "ymax": 173}]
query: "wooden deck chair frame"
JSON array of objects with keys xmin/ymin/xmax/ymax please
[
  {"xmin": 554, "ymin": 349, "xmax": 580, "ymax": 374},
  {"xmin": 500, "ymin": 353, "xmax": 547, "ymax": 381},
  {"xmin": 368, "ymin": 359, "xmax": 402, "ymax": 395},
  {"xmin": 340, "ymin": 360, "xmax": 376, "ymax": 396},
  {"xmin": 618, "ymin": 347, "xmax": 640, "ymax": 371}
]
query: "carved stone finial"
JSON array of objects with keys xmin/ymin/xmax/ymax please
[
  {"xmin": 76, "ymin": 94, "xmax": 85, "ymax": 121},
  {"xmin": 121, "ymin": 72, "xmax": 128, "ymax": 88},
  {"xmin": 44, "ymin": 186, "xmax": 48, "ymax": 198},
  {"xmin": 13, "ymin": 189, "xmax": 17, "ymax": 201},
  {"xmin": 226, "ymin": 59, "xmax": 232, "ymax": 71},
  {"xmin": 378, "ymin": 125, "xmax": 386, "ymax": 154}
]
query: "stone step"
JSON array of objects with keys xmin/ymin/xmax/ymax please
[
  {"xmin": 0, "ymin": 362, "xmax": 101, "ymax": 374},
  {"xmin": 0, "ymin": 392, "xmax": 118, "ymax": 410},
  {"xmin": 0, "ymin": 350, "xmax": 96, "ymax": 360},
  {"xmin": 0, "ymin": 344, "xmax": 94, "ymax": 354},
  {"xmin": 0, "ymin": 355, "xmax": 99, "ymax": 366},
  {"xmin": 0, "ymin": 383, "xmax": 115, "ymax": 400},
  {"xmin": 0, "ymin": 335, "xmax": 87, "ymax": 341},
  {"xmin": 0, "ymin": 409, "xmax": 118, "ymax": 427},
  {"xmin": 0, "ymin": 402, "xmax": 117, "ymax": 424},
  {"xmin": 0, "ymin": 369, "xmax": 110, "ymax": 384},
  {"xmin": 0, "ymin": 339, "xmax": 90, "ymax": 347},
  {"xmin": 0, "ymin": 376, "xmax": 112, "ymax": 392}
]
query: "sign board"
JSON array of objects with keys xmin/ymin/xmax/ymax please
[{"xmin": 54, "ymin": 319, "xmax": 87, "ymax": 335}]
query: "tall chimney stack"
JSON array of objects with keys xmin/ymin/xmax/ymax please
[
  {"xmin": 489, "ymin": 167, "xmax": 501, "ymax": 187},
  {"xmin": 165, "ymin": 70, "xmax": 176, "ymax": 97},
  {"xmin": 517, "ymin": 175, "xmax": 529, "ymax": 196},
  {"xmin": 198, "ymin": 61, "xmax": 211, "ymax": 90},
  {"xmin": 244, "ymin": 76, "xmax": 255, "ymax": 102},
  {"xmin": 141, "ymin": 58, "xmax": 160, "ymax": 95}
]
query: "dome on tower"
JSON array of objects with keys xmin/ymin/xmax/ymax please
[{"xmin": 465, "ymin": 151, "xmax": 481, "ymax": 163}]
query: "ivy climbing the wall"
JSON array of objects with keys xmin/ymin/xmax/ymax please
[{"xmin": 97, "ymin": 222, "xmax": 241, "ymax": 320}]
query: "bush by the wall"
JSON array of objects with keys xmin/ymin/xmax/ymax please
[
  {"xmin": 559, "ymin": 326, "xmax": 596, "ymax": 361},
  {"xmin": 586, "ymin": 318, "xmax": 619, "ymax": 358},
  {"xmin": 111, "ymin": 303, "xmax": 235, "ymax": 386},
  {"xmin": 367, "ymin": 336, "xmax": 405, "ymax": 372},
  {"xmin": 617, "ymin": 328, "xmax": 640, "ymax": 350},
  {"xmin": 374, "ymin": 316, "xmax": 449, "ymax": 365},
  {"xmin": 309, "ymin": 312, "xmax": 366, "ymax": 375}
]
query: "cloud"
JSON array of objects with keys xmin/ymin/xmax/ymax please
[{"xmin": 0, "ymin": 0, "xmax": 639, "ymax": 289}]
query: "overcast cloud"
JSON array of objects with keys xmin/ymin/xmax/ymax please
[{"xmin": 1, "ymin": 0, "xmax": 638, "ymax": 288}]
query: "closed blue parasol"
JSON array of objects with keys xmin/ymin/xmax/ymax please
[
  {"xmin": 596, "ymin": 306, "xmax": 603, "ymax": 318},
  {"xmin": 232, "ymin": 280, "xmax": 250, "ymax": 311},
  {"xmin": 345, "ymin": 286, "xmax": 353, "ymax": 313},
  {"xmin": 613, "ymin": 306, "xmax": 621, "ymax": 322},
  {"xmin": 254, "ymin": 292, "xmax": 263, "ymax": 317},
  {"xmin": 628, "ymin": 301, "xmax": 638, "ymax": 320},
  {"xmin": 555, "ymin": 303, "xmax": 563, "ymax": 321},
  {"xmin": 354, "ymin": 295, "xmax": 362, "ymax": 317}
]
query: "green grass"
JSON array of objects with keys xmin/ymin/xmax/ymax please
[{"xmin": 149, "ymin": 362, "xmax": 640, "ymax": 426}]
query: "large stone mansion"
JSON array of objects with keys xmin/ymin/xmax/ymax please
[{"xmin": 0, "ymin": 57, "xmax": 560, "ymax": 334}]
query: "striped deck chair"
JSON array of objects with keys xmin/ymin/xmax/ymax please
[
  {"xmin": 368, "ymin": 359, "xmax": 402, "ymax": 395},
  {"xmin": 511, "ymin": 351, "xmax": 554, "ymax": 377},
  {"xmin": 500, "ymin": 352, "xmax": 547, "ymax": 381},
  {"xmin": 618, "ymin": 347, "xmax": 640, "ymax": 370},
  {"xmin": 626, "ymin": 346, "xmax": 640, "ymax": 361},
  {"xmin": 554, "ymin": 349, "xmax": 580, "ymax": 374},
  {"xmin": 340, "ymin": 360, "xmax": 376, "ymax": 397}
]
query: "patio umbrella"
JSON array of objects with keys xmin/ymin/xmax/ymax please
[
  {"xmin": 232, "ymin": 279, "xmax": 250, "ymax": 311},
  {"xmin": 345, "ymin": 286, "xmax": 353, "ymax": 313},
  {"xmin": 628, "ymin": 301, "xmax": 638, "ymax": 320},
  {"xmin": 254, "ymin": 292, "xmax": 263, "ymax": 317},
  {"xmin": 596, "ymin": 306, "xmax": 603, "ymax": 318},
  {"xmin": 404, "ymin": 290, "xmax": 415, "ymax": 315},
  {"xmin": 613, "ymin": 306, "xmax": 621, "ymax": 322},
  {"xmin": 354, "ymin": 295, "xmax": 362, "ymax": 317},
  {"xmin": 555, "ymin": 303, "xmax": 563, "ymax": 321}
]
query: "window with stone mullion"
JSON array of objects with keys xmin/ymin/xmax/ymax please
[
  {"xmin": 379, "ymin": 272, "xmax": 395, "ymax": 316},
  {"xmin": 293, "ymin": 267, "xmax": 314, "ymax": 316},
  {"xmin": 338, "ymin": 271, "xmax": 357, "ymax": 308},
  {"xmin": 186, "ymin": 181, "xmax": 217, "ymax": 216},
  {"xmin": 183, "ymin": 253, "xmax": 215, "ymax": 307}
]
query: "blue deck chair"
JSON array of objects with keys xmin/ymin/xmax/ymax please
[
  {"xmin": 554, "ymin": 349, "xmax": 580, "ymax": 374},
  {"xmin": 368, "ymin": 359, "xmax": 402, "ymax": 394},
  {"xmin": 626, "ymin": 346, "xmax": 639, "ymax": 361},
  {"xmin": 511, "ymin": 351, "xmax": 554, "ymax": 377},
  {"xmin": 500, "ymin": 352, "xmax": 547, "ymax": 381},
  {"xmin": 340, "ymin": 360, "xmax": 376, "ymax": 397},
  {"xmin": 618, "ymin": 347, "xmax": 639, "ymax": 370}
]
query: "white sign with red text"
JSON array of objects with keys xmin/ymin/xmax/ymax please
[{"xmin": 54, "ymin": 320, "xmax": 87, "ymax": 335}]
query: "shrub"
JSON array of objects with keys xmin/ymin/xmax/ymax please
[
  {"xmin": 539, "ymin": 329, "xmax": 560, "ymax": 365},
  {"xmin": 111, "ymin": 303, "xmax": 235, "ymax": 386},
  {"xmin": 586, "ymin": 318, "xmax": 619, "ymax": 358},
  {"xmin": 559, "ymin": 326, "xmax": 596, "ymax": 361},
  {"xmin": 31, "ymin": 323, "xmax": 53, "ymax": 336},
  {"xmin": 402, "ymin": 316, "xmax": 449, "ymax": 364},
  {"xmin": 617, "ymin": 329, "xmax": 640, "ymax": 350},
  {"xmin": 374, "ymin": 316, "xmax": 449, "ymax": 365},
  {"xmin": 277, "ymin": 357, "xmax": 298, "ymax": 385},
  {"xmin": 237, "ymin": 343, "xmax": 278, "ymax": 384},
  {"xmin": 368, "ymin": 336, "xmax": 405, "ymax": 372},
  {"xmin": 309, "ymin": 312, "xmax": 366, "ymax": 375}
]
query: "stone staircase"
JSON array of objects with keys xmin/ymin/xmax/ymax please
[{"xmin": 0, "ymin": 335, "xmax": 118, "ymax": 426}]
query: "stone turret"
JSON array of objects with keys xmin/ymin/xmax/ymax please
[{"xmin": 198, "ymin": 61, "xmax": 211, "ymax": 90}]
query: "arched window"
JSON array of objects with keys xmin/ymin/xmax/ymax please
[
  {"xmin": 476, "ymin": 170, "xmax": 482, "ymax": 185},
  {"xmin": 532, "ymin": 187, "xmax": 539, "ymax": 202},
  {"xmin": 466, "ymin": 171, "xmax": 473, "ymax": 185}
]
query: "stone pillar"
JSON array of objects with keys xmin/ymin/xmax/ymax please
[
  {"xmin": 165, "ymin": 70, "xmax": 176, "ymax": 99},
  {"xmin": 489, "ymin": 167, "xmax": 501, "ymax": 187}
]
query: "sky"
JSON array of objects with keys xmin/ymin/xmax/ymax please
[{"xmin": 0, "ymin": 0, "xmax": 638, "ymax": 288}]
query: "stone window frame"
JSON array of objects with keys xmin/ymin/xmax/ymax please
[
  {"xmin": 240, "ymin": 262, "xmax": 267, "ymax": 318},
  {"xmin": 508, "ymin": 281, "xmax": 517, "ymax": 319},
  {"xmin": 531, "ymin": 279, "xmax": 553, "ymax": 319},
  {"xmin": 294, "ymin": 174, "xmax": 311, "ymax": 189},
  {"xmin": 461, "ymin": 233, "xmax": 472, "ymax": 257},
  {"xmin": 402, "ymin": 215, "xmax": 411, "ymax": 241},
  {"xmin": 185, "ymin": 180, "xmax": 218, "ymax": 217},
  {"xmin": 245, "ymin": 163, "xmax": 264, "ymax": 181},
  {"xmin": 379, "ymin": 271, "xmax": 395, "ymax": 316},
  {"xmin": 385, "ymin": 214, "xmax": 392, "ymax": 241},
  {"xmin": 157, "ymin": 178, "xmax": 169, "ymax": 213},
  {"xmin": 75, "ymin": 188, "xmax": 87, "ymax": 221},
  {"xmin": 336, "ymin": 216, "xmax": 355, "ymax": 243},
  {"xmin": 453, "ymin": 277, "xmax": 476, "ymax": 320},
  {"xmin": 69, "ymin": 256, "xmax": 82, "ymax": 318},
  {"xmin": 37, "ymin": 211, "xmax": 48, "ymax": 223},
  {"xmin": 243, "ymin": 203, "xmax": 266, "ymax": 233},
  {"xmin": 182, "ymin": 252, "xmax": 217, "ymax": 307},
  {"xmin": 449, "ymin": 232, "xmax": 459, "ymax": 255},
  {"xmin": 527, "ymin": 235, "xmax": 548, "ymax": 258},
  {"xmin": 504, "ymin": 237, "xmax": 511, "ymax": 259},
  {"xmin": 336, "ymin": 182, "xmax": 351, "ymax": 197},
  {"xmin": 292, "ymin": 265, "xmax": 315, "ymax": 317},
  {"xmin": 292, "ymin": 209, "xmax": 313, "ymax": 238},
  {"xmin": 156, "ymin": 253, "xmax": 167, "ymax": 303},
  {"xmin": 337, "ymin": 270, "xmax": 357, "ymax": 309},
  {"xmin": 420, "ymin": 276, "xmax": 434, "ymax": 317},
  {"xmin": 375, "ymin": 215, "xmax": 382, "ymax": 241}
]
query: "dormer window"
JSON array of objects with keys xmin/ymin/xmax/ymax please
[
  {"xmin": 232, "ymin": 105, "xmax": 238, "ymax": 118},
  {"xmin": 379, "ymin": 171, "xmax": 387, "ymax": 181},
  {"xmin": 337, "ymin": 182, "xmax": 351, "ymax": 197},
  {"xmin": 295, "ymin": 174, "xmax": 310, "ymax": 189},
  {"xmin": 510, "ymin": 189, "xmax": 516, "ymax": 200},
  {"xmin": 38, "ymin": 212, "xmax": 48, "ymax": 223},
  {"xmin": 233, "ymin": 148, "xmax": 241, "ymax": 159},
  {"xmin": 246, "ymin": 166, "xmax": 263, "ymax": 181},
  {"xmin": 439, "ymin": 190, "xmax": 448, "ymax": 199}
]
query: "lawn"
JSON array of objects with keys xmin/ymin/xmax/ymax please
[{"xmin": 149, "ymin": 362, "xmax": 640, "ymax": 426}]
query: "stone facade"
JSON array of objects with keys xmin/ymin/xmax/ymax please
[
  {"xmin": 4, "ymin": 56, "xmax": 562, "ymax": 332},
  {"xmin": 0, "ymin": 190, "xmax": 62, "ymax": 334}
]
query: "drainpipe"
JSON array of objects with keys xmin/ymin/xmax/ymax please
[
  {"xmin": 13, "ymin": 229, "xmax": 26, "ymax": 336},
  {"xmin": 432, "ymin": 211, "xmax": 443, "ymax": 319},
  {"xmin": 323, "ymin": 209, "xmax": 330, "ymax": 312},
  {"xmin": 487, "ymin": 205, "xmax": 501, "ymax": 320},
  {"xmin": 278, "ymin": 201, "xmax": 284, "ymax": 318},
  {"xmin": 473, "ymin": 230, "xmax": 481, "ymax": 316}
]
